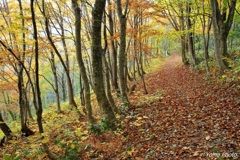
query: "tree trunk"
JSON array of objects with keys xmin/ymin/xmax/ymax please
[
  {"xmin": 186, "ymin": 2, "xmax": 196, "ymax": 66},
  {"xmin": 107, "ymin": 0, "xmax": 118, "ymax": 91},
  {"xmin": 79, "ymin": 76, "xmax": 85, "ymax": 106},
  {"xmin": 210, "ymin": 0, "xmax": 237, "ymax": 72},
  {"xmin": 0, "ymin": 112, "xmax": 12, "ymax": 139},
  {"xmin": 92, "ymin": 0, "xmax": 116, "ymax": 128},
  {"xmin": 138, "ymin": 13, "xmax": 148, "ymax": 94},
  {"xmin": 201, "ymin": 0, "xmax": 211, "ymax": 73},
  {"xmin": 61, "ymin": 74, "xmax": 67, "ymax": 101},
  {"xmin": 116, "ymin": 0, "xmax": 131, "ymax": 107},
  {"xmin": 17, "ymin": 0, "xmax": 34, "ymax": 136},
  {"xmin": 59, "ymin": 14, "xmax": 73, "ymax": 108},
  {"xmin": 103, "ymin": 53, "xmax": 120, "ymax": 114},
  {"xmin": 31, "ymin": 0, "xmax": 44, "ymax": 134},
  {"xmin": 180, "ymin": 6, "xmax": 187, "ymax": 64},
  {"xmin": 103, "ymin": 14, "xmax": 120, "ymax": 114},
  {"xmin": 72, "ymin": 0, "xmax": 95, "ymax": 124},
  {"xmin": 49, "ymin": 52, "xmax": 61, "ymax": 112}
]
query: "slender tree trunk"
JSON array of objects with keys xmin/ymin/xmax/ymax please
[
  {"xmin": 201, "ymin": 0, "xmax": 211, "ymax": 73},
  {"xmin": 18, "ymin": 0, "xmax": 34, "ymax": 136},
  {"xmin": 92, "ymin": 0, "xmax": 116, "ymax": 127},
  {"xmin": 107, "ymin": 0, "xmax": 118, "ymax": 91},
  {"xmin": 18, "ymin": 66, "xmax": 27, "ymax": 133},
  {"xmin": 116, "ymin": 0, "xmax": 131, "ymax": 107},
  {"xmin": 103, "ymin": 13, "xmax": 120, "ymax": 114},
  {"xmin": 186, "ymin": 2, "xmax": 196, "ymax": 66},
  {"xmin": 138, "ymin": 13, "xmax": 148, "ymax": 94},
  {"xmin": 31, "ymin": 0, "xmax": 43, "ymax": 134},
  {"xmin": 59, "ymin": 14, "xmax": 73, "ymax": 107},
  {"xmin": 61, "ymin": 74, "xmax": 67, "ymax": 101},
  {"xmin": 49, "ymin": 52, "xmax": 61, "ymax": 112},
  {"xmin": 79, "ymin": 76, "xmax": 85, "ymax": 106},
  {"xmin": 72, "ymin": 0, "xmax": 95, "ymax": 124},
  {"xmin": 103, "ymin": 53, "xmax": 120, "ymax": 114},
  {"xmin": 180, "ymin": 6, "xmax": 187, "ymax": 64}
]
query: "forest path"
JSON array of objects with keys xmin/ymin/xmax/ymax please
[{"xmin": 122, "ymin": 53, "xmax": 240, "ymax": 159}]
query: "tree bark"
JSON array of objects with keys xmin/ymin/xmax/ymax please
[
  {"xmin": 107, "ymin": 0, "xmax": 118, "ymax": 91},
  {"xmin": 92, "ymin": 0, "xmax": 116, "ymax": 127},
  {"xmin": 49, "ymin": 52, "xmax": 61, "ymax": 112},
  {"xmin": 18, "ymin": 0, "xmax": 33, "ymax": 136},
  {"xmin": 201, "ymin": 0, "xmax": 211, "ymax": 73},
  {"xmin": 0, "ymin": 112, "xmax": 12, "ymax": 139},
  {"xmin": 72, "ymin": 0, "xmax": 95, "ymax": 124},
  {"xmin": 103, "ymin": 13, "xmax": 120, "ymax": 114},
  {"xmin": 180, "ymin": 5, "xmax": 188, "ymax": 64},
  {"xmin": 61, "ymin": 74, "xmax": 67, "ymax": 101},
  {"xmin": 210, "ymin": 0, "xmax": 237, "ymax": 72},
  {"xmin": 186, "ymin": 2, "xmax": 196, "ymax": 66},
  {"xmin": 31, "ymin": 0, "xmax": 44, "ymax": 134},
  {"xmin": 116, "ymin": 0, "xmax": 131, "ymax": 107}
]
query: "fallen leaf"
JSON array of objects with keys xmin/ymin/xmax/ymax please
[
  {"xmin": 205, "ymin": 135, "xmax": 211, "ymax": 141},
  {"xmin": 193, "ymin": 151, "xmax": 199, "ymax": 157}
]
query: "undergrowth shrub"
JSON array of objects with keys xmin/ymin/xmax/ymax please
[
  {"xmin": 229, "ymin": 48, "xmax": 240, "ymax": 73},
  {"xmin": 89, "ymin": 118, "xmax": 112, "ymax": 135},
  {"xmin": 54, "ymin": 130, "xmax": 82, "ymax": 159},
  {"xmin": 3, "ymin": 150, "xmax": 28, "ymax": 160}
]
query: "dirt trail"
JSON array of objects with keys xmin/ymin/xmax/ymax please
[{"xmin": 123, "ymin": 53, "xmax": 240, "ymax": 159}]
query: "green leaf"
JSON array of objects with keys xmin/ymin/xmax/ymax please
[
  {"xmin": 3, "ymin": 155, "xmax": 11, "ymax": 160},
  {"xmin": 81, "ymin": 136, "xmax": 88, "ymax": 141},
  {"xmin": 15, "ymin": 154, "xmax": 24, "ymax": 160}
]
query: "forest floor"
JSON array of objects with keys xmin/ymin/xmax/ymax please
[
  {"xmin": 1, "ymin": 53, "xmax": 240, "ymax": 160},
  {"xmin": 82, "ymin": 53, "xmax": 240, "ymax": 159}
]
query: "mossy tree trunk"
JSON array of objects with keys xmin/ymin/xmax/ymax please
[{"xmin": 210, "ymin": 0, "xmax": 237, "ymax": 72}]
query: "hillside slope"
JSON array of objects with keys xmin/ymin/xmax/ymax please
[{"xmin": 1, "ymin": 53, "xmax": 239, "ymax": 160}]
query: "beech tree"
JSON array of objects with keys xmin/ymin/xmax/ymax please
[
  {"xmin": 200, "ymin": 0, "xmax": 212, "ymax": 73},
  {"xmin": 31, "ymin": 0, "xmax": 43, "ymax": 134},
  {"xmin": 107, "ymin": 0, "xmax": 119, "ymax": 91},
  {"xmin": 92, "ymin": 0, "xmax": 116, "ymax": 127},
  {"xmin": 72, "ymin": 0, "xmax": 95, "ymax": 124},
  {"xmin": 116, "ymin": 0, "xmax": 131, "ymax": 107},
  {"xmin": 186, "ymin": 1, "xmax": 197, "ymax": 66},
  {"xmin": 210, "ymin": 0, "xmax": 237, "ymax": 72},
  {"xmin": 0, "ymin": 112, "xmax": 12, "ymax": 145}
]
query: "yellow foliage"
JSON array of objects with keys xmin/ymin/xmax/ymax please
[{"xmin": 70, "ymin": 143, "xmax": 75, "ymax": 149}]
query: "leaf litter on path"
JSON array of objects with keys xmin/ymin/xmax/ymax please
[{"xmin": 120, "ymin": 53, "xmax": 240, "ymax": 159}]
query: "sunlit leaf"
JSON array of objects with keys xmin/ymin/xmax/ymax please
[
  {"xmin": 41, "ymin": 137, "xmax": 50, "ymax": 144},
  {"xmin": 70, "ymin": 143, "xmax": 75, "ymax": 149},
  {"xmin": 81, "ymin": 136, "xmax": 88, "ymax": 141},
  {"xmin": 37, "ymin": 153, "xmax": 48, "ymax": 159}
]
